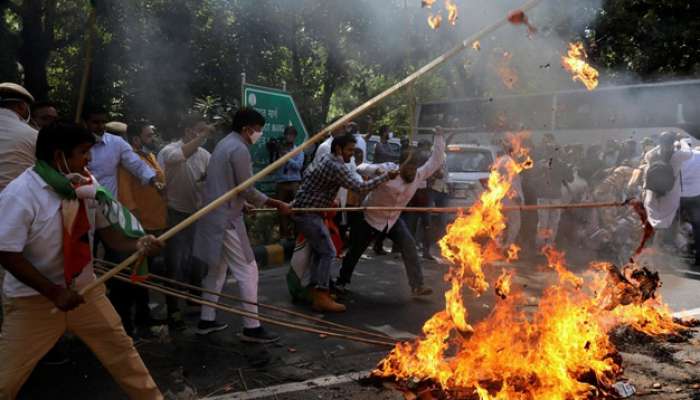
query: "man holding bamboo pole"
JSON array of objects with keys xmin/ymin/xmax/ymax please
[
  {"xmin": 193, "ymin": 108, "xmax": 291, "ymax": 343},
  {"xmin": 292, "ymin": 134, "xmax": 399, "ymax": 312},
  {"xmin": 0, "ymin": 122, "xmax": 163, "ymax": 399},
  {"xmin": 336, "ymin": 128, "xmax": 445, "ymax": 296}
]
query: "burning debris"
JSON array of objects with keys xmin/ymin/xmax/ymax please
[
  {"xmin": 423, "ymin": 0, "xmax": 458, "ymax": 29},
  {"xmin": 369, "ymin": 134, "xmax": 693, "ymax": 399},
  {"xmin": 561, "ymin": 42, "xmax": 600, "ymax": 90},
  {"xmin": 445, "ymin": 0, "xmax": 458, "ymax": 26},
  {"xmin": 507, "ymin": 9, "xmax": 538, "ymax": 36},
  {"xmin": 428, "ymin": 14, "xmax": 443, "ymax": 30}
]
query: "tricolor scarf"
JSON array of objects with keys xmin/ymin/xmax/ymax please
[{"xmin": 34, "ymin": 160, "xmax": 149, "ymax": 284}]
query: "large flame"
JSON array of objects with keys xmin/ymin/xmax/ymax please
[
  {"xmin": 561, "ymin": 42, "xmax": 599, "ymax": 91},
  {"xmin": 374, "ymin": 133, "xmax": 684, "ymax": 398}
]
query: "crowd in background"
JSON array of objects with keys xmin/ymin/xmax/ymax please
[{"xmin": 1, "ymin": 79, "xmax": 699, "ymax": 398}]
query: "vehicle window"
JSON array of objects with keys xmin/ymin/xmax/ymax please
[{"xmin": 447, "ymin": 150, "xmax": 494, "ymax": 172}]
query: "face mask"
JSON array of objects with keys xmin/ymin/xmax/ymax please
[
  {"xmin": 250, "ymin": 130, "xmax": 263, "ymax": 145},
  {"xmin": 59, "ymin": 152, "xmax": 91, "ymax": 186}
]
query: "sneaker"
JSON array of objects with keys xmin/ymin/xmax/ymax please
[
  {"xmin": 411, "ymin": 286, "xmax": 434, "ymax": 297},
  {"xmin": 196, "ymin": 320, "xmax": 229, "ymax": 335},
  {"xmin": 240, "ymin": 327, "xmax": 281, "ymax": 344},
  {"xmin": 168, "ymin": 312, "xmax": 186, "ymax": 332}
]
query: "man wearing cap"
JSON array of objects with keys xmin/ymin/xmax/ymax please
[
  {"xmin": 0, "ymin": 83, "xmax": 37, "ymax": 328},
  {"xmin": 0, "ymin": 82, "xmax": 37, "ymax": 192}
]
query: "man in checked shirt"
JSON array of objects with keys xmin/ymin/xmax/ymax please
[{"xmin": 292, "ymin": 134, "xmax": 399, "ymax": 312}]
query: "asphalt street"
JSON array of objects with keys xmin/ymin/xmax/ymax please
[{"xmin": 16, "ymin": 248, "xmax": 700, "ymax": 400}]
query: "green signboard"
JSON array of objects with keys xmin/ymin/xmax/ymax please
[{"xmin": 243, "ymin": 83, "xmax": 309, "ymax": 194}]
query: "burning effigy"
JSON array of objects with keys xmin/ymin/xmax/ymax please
[{"xmin": 368, "ymin": 134, "xmax": 695, "ymax": 399}]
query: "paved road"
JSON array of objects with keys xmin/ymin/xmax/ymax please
[{"xmin": 17, "ymin": 249, "xmax": 700, "ymax": 400}]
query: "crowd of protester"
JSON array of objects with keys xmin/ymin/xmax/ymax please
[{"xmin": 1, "ymin": 79, "xmax": 699, "ymax": 398}]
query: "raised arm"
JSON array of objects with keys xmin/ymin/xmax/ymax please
[{"xmin": 415, "ymin": 133, "xmax": 446, "ymax": 182}]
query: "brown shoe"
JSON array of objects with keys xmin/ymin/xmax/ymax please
[{"xmin": 312, "ymin": 288, "xmax": 346, "ymax": 313}]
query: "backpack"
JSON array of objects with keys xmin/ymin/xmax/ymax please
[{"xmin": 645, "ymin": 160, "xmax": 675, "ymax": 196}]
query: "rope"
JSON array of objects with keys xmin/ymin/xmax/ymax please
[
  {"xmin": 250, "ymin": 201, "xmax": 631, "ymax": 214},
  {"xmin": 94, "ymin": 259, "xmax": 394, "ymax": 341},
  {"xmin": 93, "ymin": 265, "xmax": 396, "ymax": 347}
]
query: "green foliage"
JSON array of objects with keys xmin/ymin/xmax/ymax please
[{"xmin": 0, "ymin": 0, "xmax": 697, "ymax": 136}]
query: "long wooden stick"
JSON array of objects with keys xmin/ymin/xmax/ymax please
[
  {"xmin": 250, "ymin": 201, "xmax": 629, "ymax": 214},
  {"xmin": 94, "ymin": 265, "xmax": 391, "ymax": 341},
  {"xmin": 74, "ymin": 3, "xmax": 97, "ymax": 123},
  {"xmin": 100, "ymin": 270, "xmax": 396, "ymax": 347},
  {"xmin": 75, "ymin": 0, "xmax": 545, "ymax": 300},
  {"xmin": 93, "ymin": 260, "xmax": 394, "ymax": 341}
]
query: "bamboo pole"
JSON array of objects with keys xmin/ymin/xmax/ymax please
[
  {"xmin": 93, "ymin": 259, "xmax": 394, "ymax": 341},
  {"xmin": 100, "ymin": 269, "xmax": 396, "ymax": 347},
  {"xmin": 72, "ymin": 0, "xmax": 545, "ymax": 302},
  {"xmin": 94, "ymin": 265, "xmax": 392, "ymax": 341},
  {"xmin": 74, "ymin": 3, "xmax": 97, "ymax": 123},
  {"xmin": 249, "ymin": 201, "xmax": 630, "ymax": 214}
]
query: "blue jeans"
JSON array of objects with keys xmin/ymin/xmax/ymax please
[
  {"xmin": 339, "ymin": 217, "xmax": 424, "ymax": 289},
  {"xmin": 292, "ymin": 213, "xmax": 336, "ymax": 290}
]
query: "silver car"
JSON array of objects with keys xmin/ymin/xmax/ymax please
[{"xmin": 446, "ymin": 144, "xmax": 499, "ymax": 208}]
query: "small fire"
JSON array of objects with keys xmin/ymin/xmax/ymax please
[
  {"xmin": 427, "ymin": 14, "xmax": 442, "ymax": 30},
  {"xmin": 374, "ymin": 133, "xmax": 685, "ymax": 398},
  {"xmin": 472, "ymin": 41, "xmax": 481, "ymax": 51},
  {"xmin": 421, "ymin": 0, "xmax": 436, "ymax": 7},
  {"xmin": 506, "ymin": 243, "xmax": 520, "ymax": 262},
  {"xmin": 561, "ymin": 42, "xmax": 599, "ymax": 91},
  {"xmin": 495, "ymin": 269, "xmax": 513, "ymax": 299},
  {"xmin": 445, "ymin": 0, "xmax": 458, "ymax": 25},
  {"xmin": 497, "ymin": 51, "xmax": 519, "ymax": 90}
]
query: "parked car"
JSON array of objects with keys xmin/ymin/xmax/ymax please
[
  {"xmin": 445, "ymin": 144, "xmax": 499, "ymax": 208},
  {"xmin": 365, "ymin": 135, "xmax": 402, "ymax": 163}
]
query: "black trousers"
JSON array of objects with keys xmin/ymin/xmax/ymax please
[{"xmin": 681, "ymin": 195, "xmax": 700, "ymax": 266}]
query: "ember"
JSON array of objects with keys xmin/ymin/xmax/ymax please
[
  {"xmin": 472, "ymin": 41, "xmax": 481, "ymax": 51},
  {"xmin": 421, "ymin": 0, "xmax": 437, "ymax": 8},
  {"xmin": 561, "ymin": 42, "xmax": 599, "ymax": 90},
  {"xmin": 428, "ymin": 14, "xmax": 442, "ymax": 30},
  {"xmin": 445, "ymin": 0, "xmax": 458, "ymax": 26},
  {"xmin": 372, "ymin": 133, "xmax": 687, "ymax": 399}
]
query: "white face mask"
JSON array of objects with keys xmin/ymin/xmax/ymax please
[{"xmin": 250, "ymin": 130, "xmax": 263, "ymax": 145}]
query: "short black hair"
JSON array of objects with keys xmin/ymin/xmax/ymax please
[
  {"xmin": 331, "ymin": 134, "xmax": 356, "ymax": 154},
  {"xmin": 126, "ymin": 120, "xmax": 150, "ymax": 140},
  {"xmin": 31, "ymin": 100, "xmax": 56, "ymax": 113},
  {"xmin": 36, "ymin": 121, "xmax": 96, "ymax": 163},
  {"xmin": 232, "ymin": 107, "xmax": 265, "ymax": 133},
  {"xmin": 283, "ymin": 125, "xmax": 298, "ymax": 137},
  {"xmin": 82, "ymin": 104, "xmax": 109, "ymax": 120}
]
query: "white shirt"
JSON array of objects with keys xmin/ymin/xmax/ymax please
[
  {"xmin": 0, "ymin": 169, "xmax": 109, "ymax": 298},
  {"xmin": 0, "ymin": 108, "xmax": 37, "ymax": 192},
  {"xmin": 359, "ymin": 135, "xmax": 446, "ymax": 231},
  {"xmin": 643, "ymin": 142, "xmax": 692, "ymax": 228},
  {"xmin": 312, "ymin": 137, "xmax": 333, "ymax": 169},
  {"xmin": 157, "ymin": 141, "xmax": 211, "ymax": 214},
  {"xmin": 353, "ymin": 133, "xmax": 367, "ymax": 161},
  {"xmin": 681, "ymin": 150, "xmax": 700, "ymax": 198}
]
